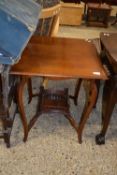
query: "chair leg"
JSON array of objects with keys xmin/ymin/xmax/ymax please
[
  {"xmin": 2, "ymin": 119, "xmax": 10, "ymax": 148},
  {"xmin": 78, "ymin": 80, "xmax": 97, "ymax": 143},
  {"xmin": 70, "ymin": 78, "xmax": 82, "ymax": 105},
  {"xmin": 4, "ymin": 132, "xmax": 10, "ymax": 148},
  {"xmin": 0, "ymin": 113, "xmax": 13, "ymax": 148},
  {"xmin": 65, "ymin": 114, "xmax": 78, "ymax": 133}
]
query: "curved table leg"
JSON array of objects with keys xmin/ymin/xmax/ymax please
[
  {"xmin": 93, "ymin": 80, "xmax": 100, "ymax": 108},
  {"xmin": 65, "ymin": 114, "xmax": 78, "ymax": 134},
  {"xmin": 27, "ymin": 78, "xmax": 33, "ymax": 104},
  {"xmin": 95, "ymin": 77, "xmax": 117, "ymax": 145},
  {"xmin": 70, "ymin": 78, "xmax": 82, "ymax": 105},
  {"xmin": 27, "ymin": 78, "xmax": 40, "ymax": 104},
  {"xmin": 78, "ymin": 79, "xmax": 97, "ymax": 143},
  {"xmin": 17, "ymin": 76, "xmax": 29, "ymax": 142}
]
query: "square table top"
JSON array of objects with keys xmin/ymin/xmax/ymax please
[{"xmin": 11, "ymin": 36, "xmax": 107, "ymax": 80}]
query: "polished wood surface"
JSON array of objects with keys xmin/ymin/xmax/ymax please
[
  {"xmin": 28, "ymin": 4, "xmax": 61, "ymax": 103},
  {"xmin": 86, "ymin": 3, "xmax": 111, "ymax": 27},
  {"xmin": 100, "ymin": 32, "xmax": 117, "ymax": 73},
  {"xmin": 11, "ymin": 36, "xmax": 107, "ymax": 80},
  {"xmin": 96, "ymin": 32, "xmax": 117, "ymax": 145},
  {"xmin": 10, "ymin": 36, "xmax": 107, "ymax": 143}
]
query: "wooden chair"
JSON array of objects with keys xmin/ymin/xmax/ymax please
[
  {"xmin": 0, "ymin": 75, "xmax": 17, "ymax": 147},
  {"xmin": 28, "ymin": 3, "xmax": 82, "ymax": 106},
  {"xmin": 27, "ymin": 4, "xmax": 61, "ymax": 103},
  {"xmin": 35, "ymin": 4, "xmax": 60, "ymax": 37},
  {"xmin": 33, "ymin": 3, "xmax": 82, "ymax": 97}
]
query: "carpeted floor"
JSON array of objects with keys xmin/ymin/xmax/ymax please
[{"xmin": 0, "ymin": 23, "xmax": 117, "ymax": 175}]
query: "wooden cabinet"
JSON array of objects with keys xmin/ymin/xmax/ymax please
[
  {"xmin": 60, "ymin": 2, "xmax": 84, "ymax": 25},
  {"xmin": 86, "ymin": 3, "xmax": 112, "ymax": 27}
]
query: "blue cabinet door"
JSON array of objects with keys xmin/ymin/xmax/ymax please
[{"xmin": 0, "ymin": 0, "xmax": 41, "ymax": 65}]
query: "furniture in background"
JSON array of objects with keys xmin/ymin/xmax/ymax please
[
  {"xmin": 59, "ymin": 1, "xmax": 84, "ymax": 26},
  {"xmin": 34, "ymin": 4, "xmax": 61, "ymax": 37},
  {"xmin": 111, "ymin": 12, "xmax": 117, "ymax": 25},
  {"xmin": 0, "ymin": 0, "xmax": 41, "ymax": 147},
  {"xmin": 62, "ymin": 0, "xmax": 80, "ymax": 3},
  {"xmin": 10, "ymin": 36, "xmax": 107, "ymax": 143},
  {"xmin": 81, "ymin": 0, "xmax": 117, "ymax": 22},
  {"xmin": 96, "ymin": 33, "xmax": 117, "ymax": 145},
  {"xmin": 27, "ymin": 4, "xmax": 61, "ymax": 103},
  {"xmin": 86, "ymin": 3, "xmax": 112, "ymax": 27},
  {"xmin": 0, "ymin": 74, "xmax": 18, "ymax": 147}
]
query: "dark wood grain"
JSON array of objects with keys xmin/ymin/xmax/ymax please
[{"xmin": 96, "ymin": 33, "xmax": 117, "ymax": 145}]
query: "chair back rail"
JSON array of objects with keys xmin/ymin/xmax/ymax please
[{"xmin": 36, "ymin": 4, "xmax": 61, "ymax": 37}]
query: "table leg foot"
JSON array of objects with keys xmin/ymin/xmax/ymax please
[
  {"xmin": 23, "ymin": 135, "xmax": 28, "ymax": 142},
  {"xmin": 95, "ymin": 133, "xmax": 105, "ymax": 145},
  {"xmin": 78, "ymin": 134, "xmax": 82, "ymax": 144},
  {"xmin": 4, "ymin": 133, "xmax": 10, "ymax": 148}
]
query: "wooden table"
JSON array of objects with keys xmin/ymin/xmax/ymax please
[
  {"xmin": 96, "ymin": 32, "xmax": 117, "ymax": 144},
  {"xmin": 86, "ymin": 3, "xmax": 111, "ymax": 28},
  {"xmin": 11, "ymin": 36, "xmax": 107, "ymax": 143}
]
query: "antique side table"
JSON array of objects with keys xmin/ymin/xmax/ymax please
[{"xmin": 11, "ymin": 36, "xmax": 107, "ymax": 143}]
